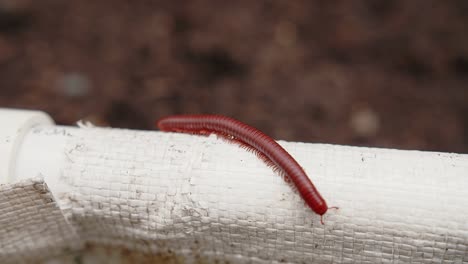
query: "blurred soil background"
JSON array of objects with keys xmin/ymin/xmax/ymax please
[{"xmin": 0, "ymin": 0, "xmax": 467, "ymax": 153}]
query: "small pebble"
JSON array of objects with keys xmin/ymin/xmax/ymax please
[
  {"xmin": 57, "ymin": 72, "xmax": 91, "ymax": 98},
  {"xmin": 350, "ymin": 108, "xmax": 380, "ymax": 137}
]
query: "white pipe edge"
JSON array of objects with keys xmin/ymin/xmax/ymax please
[{"xmin": 0, "ymin": 108, "xmax": 54, "ymax": 184}]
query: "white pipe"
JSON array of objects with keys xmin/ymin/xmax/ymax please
[
  {"xmin": 0, "ymin": 108, "xmax": 54, "ymax": 184},
  {"xmin": 1, "ymin": 108, "xmax": 468, "ymax": 263}
]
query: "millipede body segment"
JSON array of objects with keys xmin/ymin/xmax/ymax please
[{"xmin": 157, "ymin": 115, "xmax": 329, "ymax": 218}]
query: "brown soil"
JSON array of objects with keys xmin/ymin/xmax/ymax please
[{"xmin": 0, "ymin": 0, "xmax": 467, "ymax": 153}]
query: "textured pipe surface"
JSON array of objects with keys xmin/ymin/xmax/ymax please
[{"xmin": 3, "ymin": 125, "xmax": 468, "ymax": 263}]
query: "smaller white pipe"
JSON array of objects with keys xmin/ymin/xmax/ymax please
[{"xmin": 0, "ymin": 108, "xmax": 54, "ymax": 184}]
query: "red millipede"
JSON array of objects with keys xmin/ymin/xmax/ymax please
[{"xmin": 157, "ymin": 115, "xmax": 333, "ymax": 223}]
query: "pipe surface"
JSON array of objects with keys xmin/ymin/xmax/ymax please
[{"xmin": 1, "ymin": 108, "xmax": 468, "ymax": 263}]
